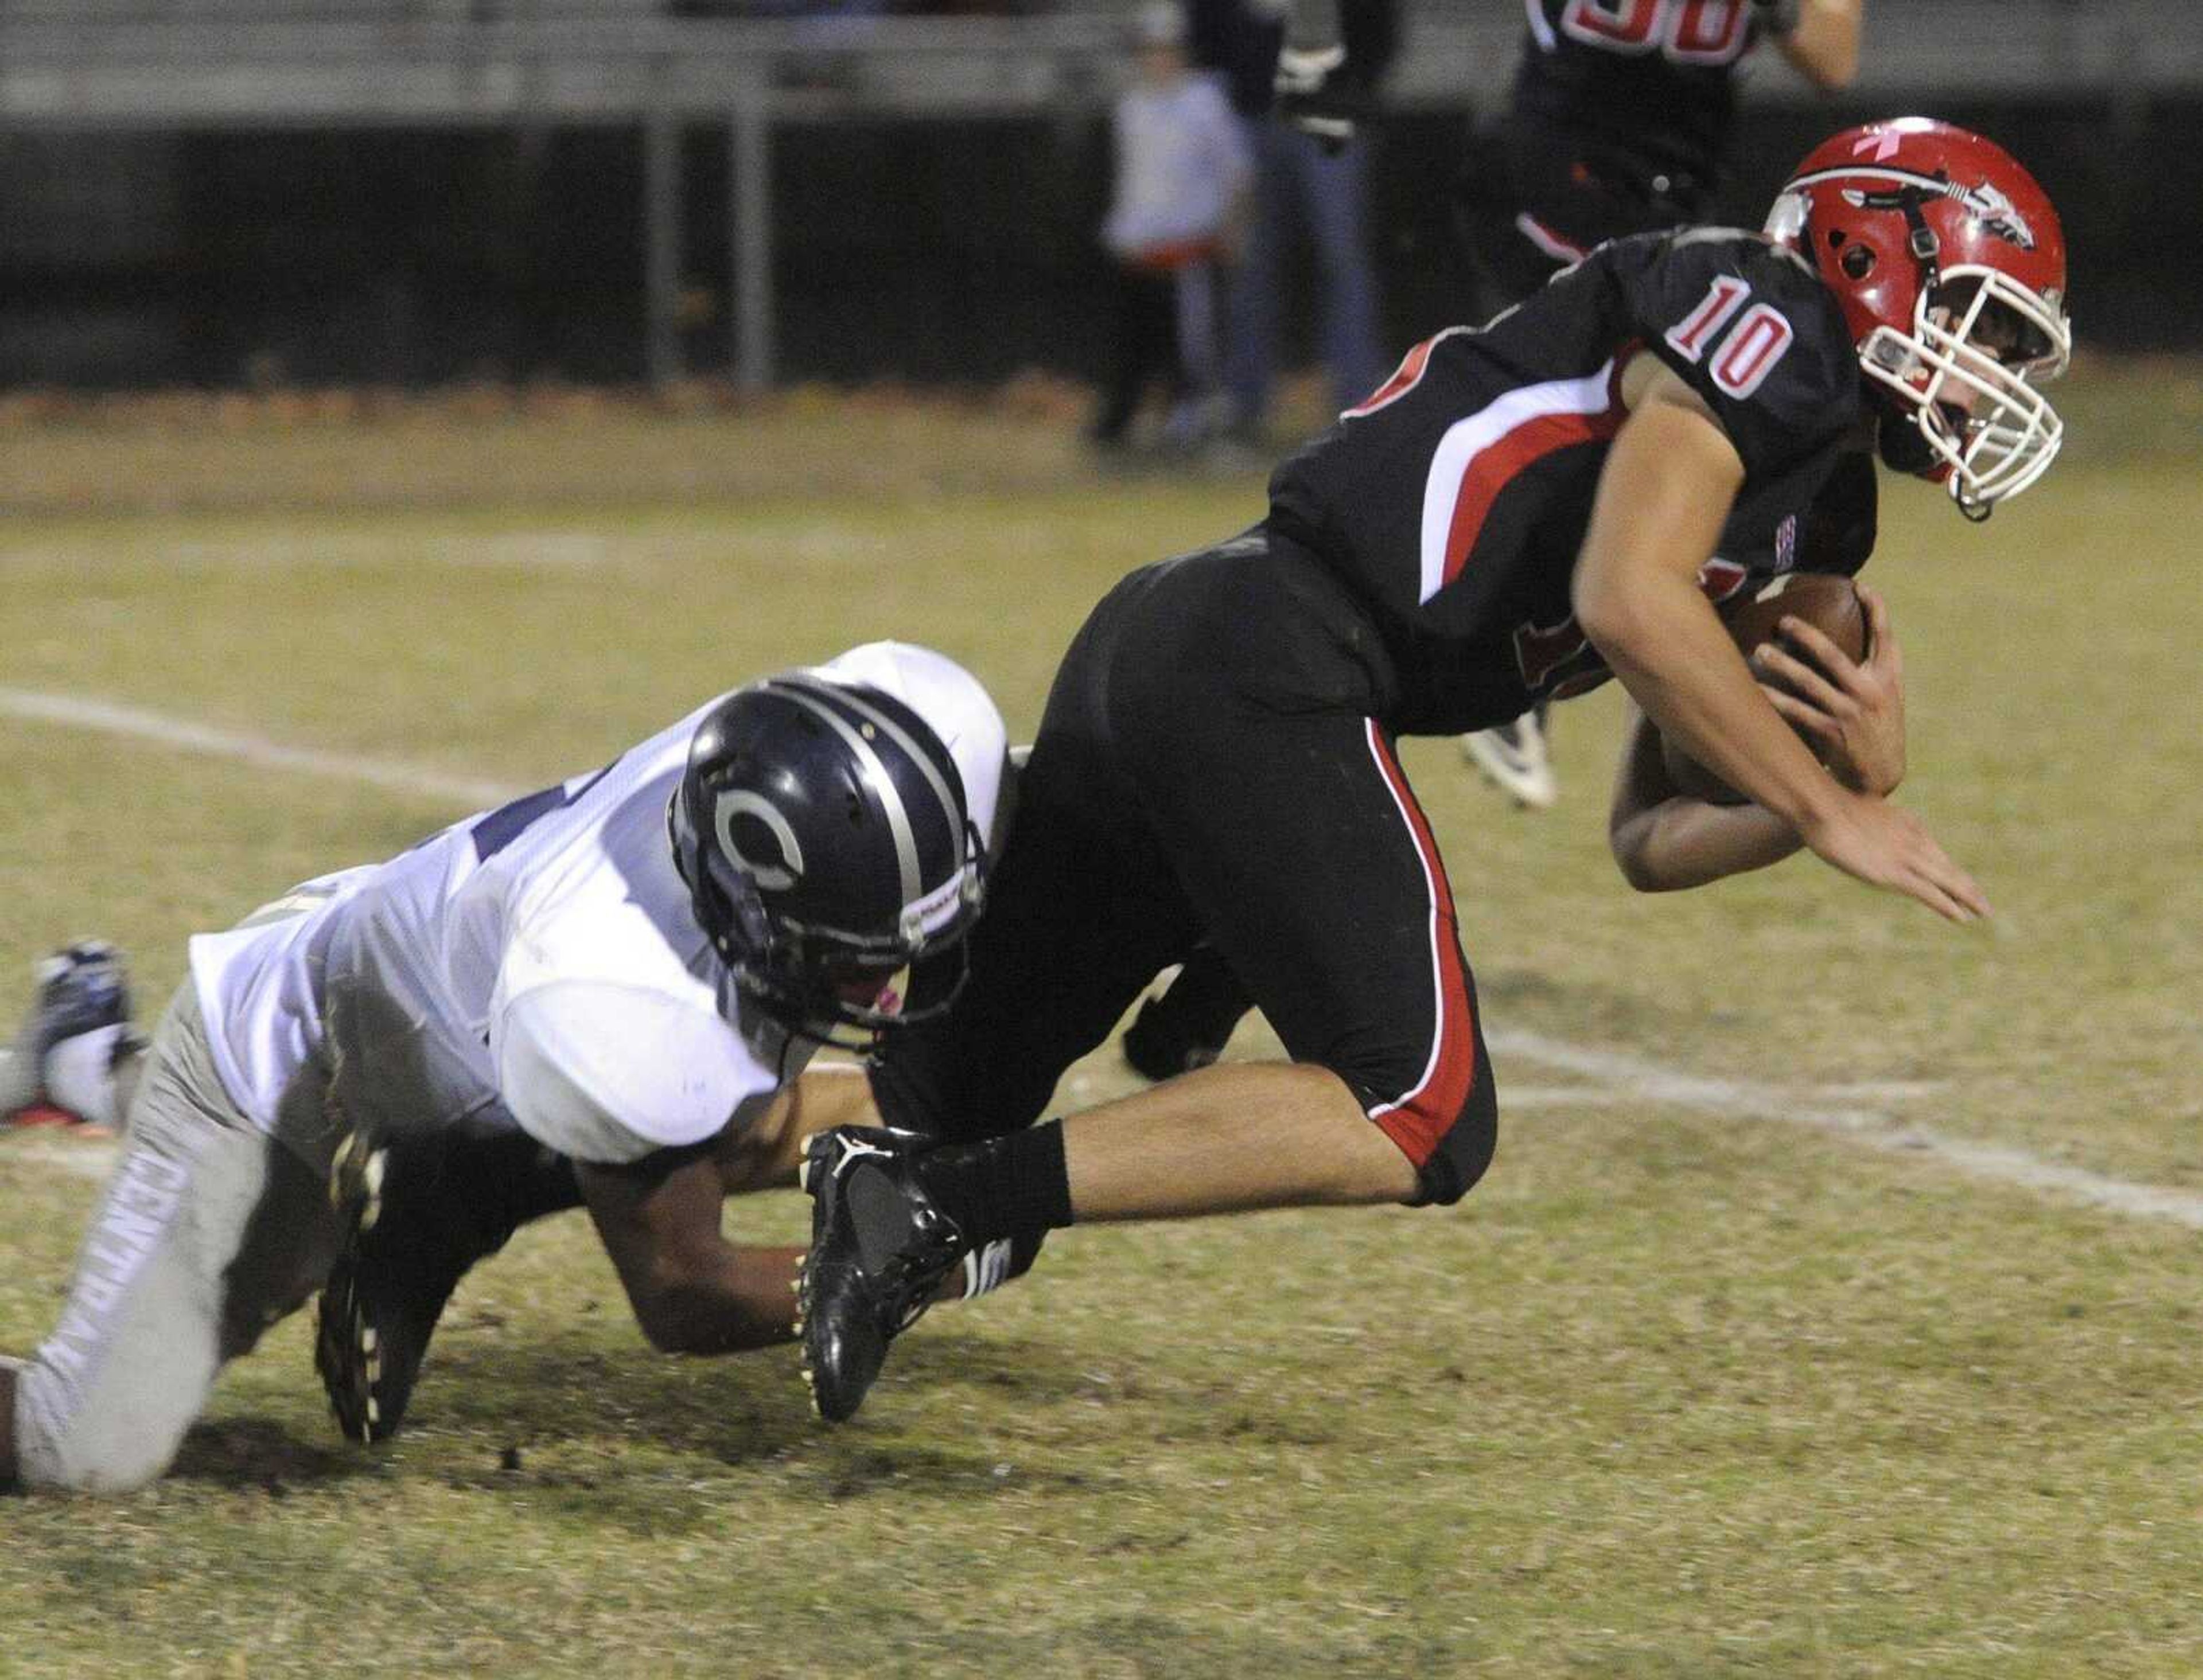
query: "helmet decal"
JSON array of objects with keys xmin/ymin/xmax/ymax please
[
  {"xmin": 1813, "ymin": 169, "xmax": 2037, "ymax": 253},
  {"xmin": 713, "ymin": 788, "xmax": 804, "ymax": 892}
]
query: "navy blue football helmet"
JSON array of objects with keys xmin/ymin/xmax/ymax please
[{"xmin": 668, "ymin": 669, "xmax": 987, "ymax": 1043}]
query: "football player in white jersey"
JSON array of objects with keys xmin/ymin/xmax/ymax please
[{"xmin": 0, "ymin": 642, "xmax": 1005, "ymax": 1492}]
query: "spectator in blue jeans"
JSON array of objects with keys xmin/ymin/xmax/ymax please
[{"xmin": 1186, "ymin": 0, "xmax": 1396, "ymax": 442}]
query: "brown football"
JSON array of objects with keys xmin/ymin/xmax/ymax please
[{"xmin": 1659, "ymin": 572, "xmax": 1871, "ymax": 806}]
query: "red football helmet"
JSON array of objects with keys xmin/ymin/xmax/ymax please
[{"xmin": 1765, "ymin": 118, "xmax": 2070, "ymax": 519}]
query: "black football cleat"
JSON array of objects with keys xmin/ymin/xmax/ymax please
[
  {"xmin": 1120, "ymin": 994, "xmax": 1228, "ymax": 1083},
  {"xmin": 1120, "ymin": 947, "xmax": 1250, "ymax": 1083},
  {"xmin": 317, "ymin": 1126, "xmax": 580, "ymax": 1444},
  {"xmin": 796, "ymin": 1127, "xmax": 968, "ymax": 1424}
]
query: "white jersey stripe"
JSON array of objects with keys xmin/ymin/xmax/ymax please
[
  {"xmin": 1418, "ymin": 360, "xmax": 1617, "ymax": 605},
  {"xmin": 1513, "ymin": 211, "xmax": 1590, "ymax": 264}
]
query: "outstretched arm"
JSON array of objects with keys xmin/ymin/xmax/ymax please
[
  {"xmin": 1608, "ymin": 701, "xmax": 1805, "ymax": 891},
  {"xmin": 1609, "ymin": 581, "xmax": 1910, "ymax": 891},
  {"xmin": 1575, "ymin": 360, "xmax": 1986, "ymax": 921},
  {"xmin": 580, "ymin": 1147, "xmax": 801, "ymax": 1356},
  {"xmin": 581, "ymin": 1065, "xmax": 1010, "ymax": 1355}
]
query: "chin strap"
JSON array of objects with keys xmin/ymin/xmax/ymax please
[{"xmin": 1856, "ymin": 182, "xmax": 1944, "ymax": 296}]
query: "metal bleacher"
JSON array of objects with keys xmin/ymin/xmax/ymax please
[
  {"xmin": 1, "ymin": 1, "xmax": 2198, "ymax": 128},
  {"xmin": 1, "ymin": 1, "xmax": 2193, "ymax": 387}
]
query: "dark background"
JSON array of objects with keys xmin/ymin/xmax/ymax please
[{"xmin": 0, "ymin": 95, "xmax": 2192, "ymax": 390}]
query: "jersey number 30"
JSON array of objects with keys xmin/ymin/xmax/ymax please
[
  {"xmin": 1662, "ymin": 274, "xmax": 1794, "ymax": 399},
  {"xmin": 1560, "ymin": 1, "xmax": 1754, "ymax": 64}
]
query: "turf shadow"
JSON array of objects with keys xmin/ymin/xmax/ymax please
[
  {"xmin": 414, "ymin": 1325, "xmax": 1081, "ymax": 1461},
  {"xmin": 166, "ymin": 1416, "xmax": 378, "ymax": 1491}
]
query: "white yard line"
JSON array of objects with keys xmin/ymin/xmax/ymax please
[
  {"xmin": 0, "ymin": 687, "xmax": 524, "ymax": 810},
  {"xmin": 0, "ymin": 1131, "xmax": 117, "ymax": 1183},
  {"xmin": 5, "ymin": 686, "xmax": 2198, "ymax": 1231},
  {"xmin": 1490, "ymin": 1027, "xmax": 2203, "ymax": 1230}
]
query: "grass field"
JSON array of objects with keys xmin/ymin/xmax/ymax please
[{"xmin": 2, "ymin": 362, "xmax": 2200, "ymax": 1678}]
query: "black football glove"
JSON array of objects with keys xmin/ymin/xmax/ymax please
[
  {"xmin": 1273, "ymin": 44, "xmax": 1367, "ymax": 153},
  {"xmin": 1750, "ymin": 0, "xmax": 1802, "ymax": 37}
]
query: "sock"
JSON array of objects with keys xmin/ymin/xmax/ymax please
[
  {"xmin": 43, "ymin": 1026, "xmax": 127, "ymax": 1129},
  {"xmin": 955, "ymin": 1229, "xmax": 1047, "ymax": 1301},
  {"xmin": 916, "ymin": 1121, "xmax": 1073, "ymax": 1249}
]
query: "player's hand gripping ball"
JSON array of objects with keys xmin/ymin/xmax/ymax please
[{"xmin": 1660, "ymin": 573, "xmax": 1871, "ymax": 805}]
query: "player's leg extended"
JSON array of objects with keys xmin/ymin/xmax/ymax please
[
  {"xmin": 841, "ymin": 704, "xmax": 1498, "ymax": 1233},
  {"xmin": 5, "ymin": 987, "xmax": 344, "ymax": 1491},
  {"xmin": 1068, "ymin": 702, "xmax": 1499, "ymax": 1215},
  {"xmin": 797, "ymin": 540, "xmax": 1498, "ymax": 1418},
  {"xmin": 866, "ymin": 594, "xmax": 1209, "ymax": 1151},
  {"xmin": 794, "ymin": 713, "xmax": 1494, "ymax": 1418}
]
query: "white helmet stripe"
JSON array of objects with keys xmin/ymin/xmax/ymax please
[
  {"xmin": 781, "ymin": 671, "xmax": 965, "ymax": 863},
  {"xmin": 758, "ymin": 679, "xmax": 923, "ymax": 908}
]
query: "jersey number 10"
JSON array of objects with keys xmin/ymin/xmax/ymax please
[
  {"xmin": 1559, "ymin": 0, "xmax": 1754, "ymax": 65},
  {"xmin": 1662, "ymin": 274, "xmax": 1795, "ymax": 399}
]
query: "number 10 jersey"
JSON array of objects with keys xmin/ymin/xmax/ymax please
[{"xmin": 1264, "ymin": 227, "xmax": 1869, "ymax": 734}]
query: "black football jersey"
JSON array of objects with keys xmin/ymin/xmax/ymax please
[
  {"xmin": 1511, "ymin": 0, "xmax": 1769, "ymax": 189},
  {"xmin": 1266, "ymin": 228, "xmax": 1869, "ymax": 734}
]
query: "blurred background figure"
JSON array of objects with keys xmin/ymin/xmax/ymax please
[
  {"xmin": 1089, "ymin": 1, "xmax": 1252, "ymax": 457},
  {"xmin": 1455, "ymin": 0, "xmax": 1865, "ymax": 813},
  {"xmin": 1187, "ymin": 0, "xmax": 1397, "ymax": 449}
]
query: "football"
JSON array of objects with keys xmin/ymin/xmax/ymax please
[{"xmin": 1659, "ymin": 572, "xmax": 1871, "ymax": 805}]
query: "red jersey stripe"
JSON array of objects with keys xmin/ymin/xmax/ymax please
[{"xmin": 1418, "ymin": 356, "xmax": 1627, "ymax": 604}]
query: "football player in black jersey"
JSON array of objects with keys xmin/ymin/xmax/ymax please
[
  {"xmin": 789, "ymin": 117, "xmax": 2069, "ymax": 1422},
  {"xmin": 1461, "ymin": 0, "xmax": 1865, "ymax": 812},
  {"xmin": 1122, "ymin": 0, "xmax": 1867, "ymax": 1079}
]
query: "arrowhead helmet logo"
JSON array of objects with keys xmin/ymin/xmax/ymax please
[
  {"xmin": 1853, "ymin": 131, "xmax": 1904, "ymax": 162},
  {"xmin": 1958, "ymin": 179, "xmax": 2037, "ymax": 250},
  {"xmin": 1841, "ymin": 172, "xmax": 2037, "ymax": 252}
]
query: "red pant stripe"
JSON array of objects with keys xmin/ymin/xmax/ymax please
[{"xmin": 1358, "ymin": 720, "xmax": 1478, "ymax": 1166}]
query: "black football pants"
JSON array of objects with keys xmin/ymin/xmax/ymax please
[{"xmin": 872, "ymin": 528, "xmax": 1497, "ymax": 1205}]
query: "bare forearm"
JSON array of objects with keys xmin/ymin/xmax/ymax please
[
  {"xmin": 630, "ymin": 1243, "xmax": 803, "ymax": 1355},
  {"xmin": 1610, "ymin": 704, "xmax": 1804, "ymax": 889},
  {"xmin": 1777, "ymin": 0, "xmax": 1862, "ymax": 89},
  {"xmin": 717, "ymin": 1064, "xmax": 878, "ymax": 1194},
  {"xmin": 1575, "ymin": 387, "xmax": 1839, "ymax": 834},
  {"xmin": 1586, "ymin": 575, "xmax": 1840, "ymax": 834},
  {"xmin": 1613, "ymin": 796, "xmax": 1803, "ymax": 891}
]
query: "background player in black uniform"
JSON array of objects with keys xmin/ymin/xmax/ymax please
[
  {"xmin": 1459, "ymin": 0, "xmax": 1865, "ymax": 812},
  {"xmin": 796, "ymin": 118, "xmax": 2070, "ymax": 1424}
]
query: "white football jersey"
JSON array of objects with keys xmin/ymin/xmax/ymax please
[{"xmin": 186, "ymin": 642, "xmax": 1007, "ymax": 1167}]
